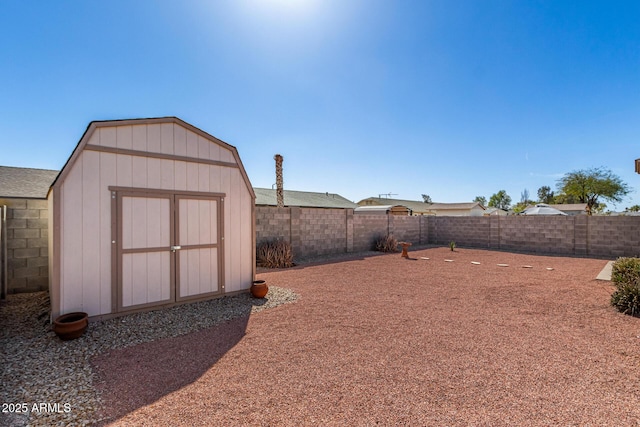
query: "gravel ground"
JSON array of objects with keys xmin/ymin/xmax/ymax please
[
  {"xmin": 3, "ymin": 247, "xmax": 640, "ymax": 426},
  {"xmin": 0, "ymin": 287, "xmax": 298, "ymax": 427},
  {"xmin": 91, "ymin": 247, "xmax": 640, "ymax": 426}
]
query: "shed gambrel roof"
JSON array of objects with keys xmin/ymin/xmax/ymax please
[
  {"xmin": 0, "ymin": 166, "xmax": 59, "ymax": 199},
  {"xmin": 254, "ymin": 188, "xmax": 357, "ymax": 209},
  {"xmin": 51, "ymin": 117, "xmax": 255, "ymax": 199}
]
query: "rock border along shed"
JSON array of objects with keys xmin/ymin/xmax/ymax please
[{"xmin": 48, "ymin": 117, "xmax": 255, "ymax": 320}]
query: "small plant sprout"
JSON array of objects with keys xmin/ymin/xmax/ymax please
[{"xmin": 449, "ymin": 241, "xmax": 456, "ymax": 251}]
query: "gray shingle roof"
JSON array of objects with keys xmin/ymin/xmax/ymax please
[
  {"xmin": 254, "ymin": 188, "xmax": 357, "ymax": 209},
  {"xmin": 0, "ymin": 166, "xmax": 59, "ymax": 199}
]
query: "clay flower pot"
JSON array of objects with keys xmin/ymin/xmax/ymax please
[
  {"xmin": 250, "ymin": 280, "xmax": 269, "ymax": 298},
  {"xmin": 53, "ymin": 312, "xmax": 88, "ymax": 341}
]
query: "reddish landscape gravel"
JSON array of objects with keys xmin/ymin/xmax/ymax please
[{"xmin": 92, "ymin": 247, "xmax": 640, "ymax": 426}]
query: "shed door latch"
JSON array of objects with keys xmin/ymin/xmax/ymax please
[{"xmin": 170, "ymin": 245, "xmax": 181, "ymax": 252}]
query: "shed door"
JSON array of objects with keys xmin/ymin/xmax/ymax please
[
  {"xmin": 116, "ymin": 191, "xmax": 223, "ymax": 312},
  {"xmin": 119, "ymin": 194, "xmax": 174, "ymax": 310},
  {"xmin": 176, "ymin": 196, "xmax": 222, "ymax": 301}
]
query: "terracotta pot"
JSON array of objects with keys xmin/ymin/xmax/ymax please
[
  {"xmin": 53, "ymin": 312, "xmax": 88, "ymax": 341},
  {"xmin": 250, "ymin": 280, "xmax": 269, "ymax": 298}
]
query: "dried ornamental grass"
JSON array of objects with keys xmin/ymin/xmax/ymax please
[
  {"xmin": 257, "ymin": 239, "xmax": 294, "ymax": 268},
  {"xmin": 374, "ymin": 234, "xmax": 398, "ymax": 253}
]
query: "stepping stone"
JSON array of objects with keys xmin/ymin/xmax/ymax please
[
  {"xmin": 444, "ymin": 259, "xmax": 454, "ymax": 262},
  {"xmin": 420, "ymin": 257, "xmax": 430, "ymax": 260},
  {"xmin": 522, "ymin": 265, "xmax": 533, "ymax": 268},
  {"xmin": 497, "ymin": 264, "xmax": 509, "ymax": 267},
  {"xmin": 471, "ymin": 261, "xmax": 481, "ymax": 265}
]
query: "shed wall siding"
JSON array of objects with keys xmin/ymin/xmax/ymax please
[{"xmin": 55, "ymin": 122, "xmax": 253, "ymax": 318}]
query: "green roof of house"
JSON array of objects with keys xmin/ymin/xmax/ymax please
[
  {"xmin": 0, "ymin": 166, "xmax": 59, "ymax": 199},
  {"xmin": 254, "ymin": 188, "xmax": 357, "ymax": 209}
]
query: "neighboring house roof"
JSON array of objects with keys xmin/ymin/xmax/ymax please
[
  {"xmin": 484, "ymin": 207, "xmax": 508, "ymax": 216},
  {"xmin": 521, "ymin": 203, "xmax": 568, "ymax": 216},
  {"xmin": 354, "ymin": 205, "xmax": 411, "ymax": 214},
  {"xmin": 0, "ymin": 165, "xmax": 59, "ymax": 199},
  {"xmin": 357, "ymin": 197, "xmax": 433, "ymax": 213},
  {"xmin": 549, "ymin": 203, "xmax": 588, "ymax": 213},
  {"xmin": 357, "ymin": 197, "xmax": 485, "ymax": 213},
  {"xmin": 254, "ymin": 188, "xmax": 358, "ymax": 209},
  {"xmin": 610, "ymin": 211, "xmax": 640, "ymax": 216},
  {"xmin": 525, "ymin": 203, "xmax": 588, "ymax": 214},
  {"xmin": 427, "ymin": 202, "xmax": 485, "ymax": 211}
]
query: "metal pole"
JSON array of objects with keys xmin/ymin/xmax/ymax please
[{"xmin": 1, "ymin": 205, "xmax": 6, "ymax": 300}]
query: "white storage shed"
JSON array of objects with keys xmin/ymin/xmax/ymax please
[{"xmin": 48, "ymin": 117, "xmax": 255, "ymax": 320}]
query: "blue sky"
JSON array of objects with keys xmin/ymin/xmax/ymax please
[{"xmin": 2, "ymin": 0, "xmax": 639, "ymax": 209}]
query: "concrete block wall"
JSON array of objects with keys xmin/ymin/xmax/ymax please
[
  {"xmin": 352, "ymin": 214, "xmax": 389, "ymax": 252},
  {"xmin": 256, "ymin": 208, "xmax": 640, "ymax": 261},
  {"xmin": 255, "ymin": 207, "xmax": 292, "ymax": 245},
  {"xmin": 499, "ymin": 216, "xmax": 575, "ymax": 255},
  {"xmin": 1, "ymin": 198, "xmax": 50, "ymax": 293},
  {"xmin": 429, "ymin": 215, "xmax": 640, "ymax": 258},
  {"xmin": 298, "ymin": 208, "xmax": 349, "ymax": 257},
  {"xmin": 588, "ymin": 216, "xmax": 640, "ymax": 257},
  {"xmin": 574, "ymin": 215, "xmax": 588, "ymax": 256},
  {"xmin": 429, "ymin": 217, "xmax": 491, "ymax": 248},
  {"xmin": 390, "ymin": 215, "xmax": 427, "ymax": 245}
]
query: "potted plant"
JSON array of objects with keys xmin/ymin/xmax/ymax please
[{"xmin": 53, "ymin": 312, "xmax": 88, "ymax": 341}]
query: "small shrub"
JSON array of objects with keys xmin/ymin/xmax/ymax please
[
  {"xmin": 449, "ymin": 241, "xmax": 456, "ymax": 251},
  {"xmin": 611, "ymin": 281, "xmax": 640, "ymax": 317},
  {"xmin": 374, "ymin": 234, "xmax": 398, "ymax": 253},
  {"xmin": 610, "ymin": 257, "xmax": 640, "ymax": 317},
  {"xmin": 257, "ymin": 239, "xmax": 294, "ymax": 268},
  {"xmin": 611, "ymin": 257, "xmax": 640, "ymax": 285}
]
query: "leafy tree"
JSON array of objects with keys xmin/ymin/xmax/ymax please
[
  {"xmin": 511, "ymin": 189, "xmax": 534, "ymax": 214},
  {"xmin": 473, "ymin": 196, "xmax": 487, "ymax": 206},
  {"xmin": 556, "ymin": 167, "xmax": 631, "ymax": 215},
  {"xmin": 625, "ymin": 205, "xmax": 640, "ymax": 212},
  {"xmin": 537, "ymin": 186, "xmax": 555, "ymax": 204},
  {"xmin": 512, "ymin": 203, "xmax": 527, "ymax": 214},
  {"xmin": 593, "ymin": 202, "xmax": 607, "ymax": 214},
  {"xmin": 421, "ymin": 194, "xmax": 432, "ymax": 203},
  {"xmin": 488, "ymin": 190, "xmax": 512, "ymax": 210},
  {"xmin": 553, "ymin": 192, "xmax": 579, "ymax": 204}
]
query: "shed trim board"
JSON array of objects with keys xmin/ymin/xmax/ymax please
[
  {"xmin": 86, "ymin": 144, "xmax": 240, "ymax": 169},
  {"xmin": 49, "ymin": 117, "xmax": 255, "ymax": 320}
]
